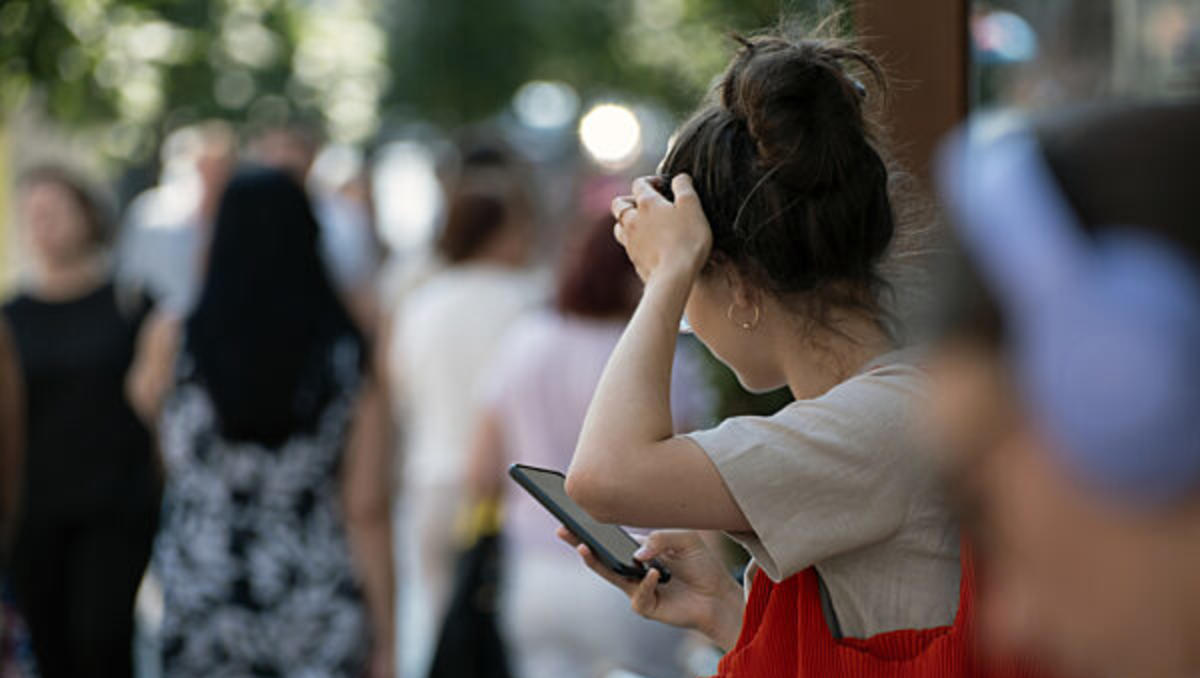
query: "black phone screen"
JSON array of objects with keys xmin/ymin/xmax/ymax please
[{"xmin": 509, "ymin": 465, "xmax": 641, "ymax": 569}]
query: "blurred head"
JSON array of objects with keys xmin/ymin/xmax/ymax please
[
  {"xmin": 658, "ymin": 31, "xmax": 897, "ymax": 391},
  {"xmin": 248, "ymin": 121, "xmax": 324, "ymax": 183},
  {"xmin": 193, "ymin": 121, "xmax": 238, "ymax": 197},
  {"xmin": 187, "ymin": 167, "xmax": 362, "ymax": 448},
  {"xmin": 18, "ymin": 165, "xmax": 112, "ymax": 269},
  {"xmin": 930, "ymin": 101, "xmax": 1200, "ymax": 678},
  {"xmin": 435, "ymin": 140, "xmax": 534, "ymax": 266},
  {"xmin": 556, "ymin": 212, "xmax": 640, "ymax": 319}
]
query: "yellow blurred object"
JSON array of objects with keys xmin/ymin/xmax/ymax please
[{"xmin": 454, "ymin": 498, "xmax": 504, "ymax": 547}]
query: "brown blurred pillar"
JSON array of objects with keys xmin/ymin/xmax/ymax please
[{"xmin": 854, "ymin": 0, "xmax": 969, "ymax": 184}]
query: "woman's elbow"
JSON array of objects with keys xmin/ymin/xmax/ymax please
[{"xmin": 565, "ymin": 464, "xmax": 625, "ymax": 524}]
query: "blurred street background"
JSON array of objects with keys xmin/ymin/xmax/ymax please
[{"xmin": 1, "ymin": 2, "xmax": 1197, "ymax": 678}]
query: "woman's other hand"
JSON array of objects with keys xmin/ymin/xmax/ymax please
[
  {"xmin": 556, "ymin": 526, "xmax": 744, "ymax": 651},
  {"xmin": 610, "ymin": 174, "xmax": 713, "ymax": 284}
]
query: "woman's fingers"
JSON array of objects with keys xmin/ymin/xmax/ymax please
[
  {"xmin": 613, "ymin": 221, "xmax": 627, "ymax": 247},
  {"xmin": 576, "ymin": 544, "xmax": 640, "ymax": 595},
  {"xmin": 670, "ymin": 173, "xmax": 696, "ymax": 199},
  {"xmin": 611, "ymin": 195, "xmax": 637, "ymax": 223},
  {"xmin": 630, "ymin": 566, "xmax": 662, "ymax": 618},
  {"xmin": 632, "ymin": 176, "xmax": 670, "ymax": 209},
  {"xmin": 634, "ymin": 529, "xmax": 699, "ymax": 562},
  {"xmin": 556, "ymin": 525, "xmax": 581, "ymax": 547}
]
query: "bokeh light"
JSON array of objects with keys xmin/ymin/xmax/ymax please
[
  {"xmin": 512, "ymin": 80, "xmax": 580, "ymax": 129},
  {"xmin": 578, "ymin": 103, "xmax": 642, "ymax": 169},
  {"xmin": 373, "ymin": 140, "xmax": 443, "ymax": 252}
]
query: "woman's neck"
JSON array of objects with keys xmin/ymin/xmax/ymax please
[
  {"xmin": 778, "ymin": 310, "xmax": 895, "ymax": 401},
  {"xmin": 31, "ymin": 256, "xmax": 108, "ymax": 302}
]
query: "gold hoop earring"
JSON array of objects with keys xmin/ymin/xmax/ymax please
[{"xmin": 727, "ymin": 303, "xmax": 760, "ymax": 330}]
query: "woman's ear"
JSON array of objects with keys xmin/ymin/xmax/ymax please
[{"xmin": 721, "ymin": 263, "xmax": 760, "ymax": 310}]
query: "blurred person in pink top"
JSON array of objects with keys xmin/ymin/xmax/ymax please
[{"xmin": 465, "ymin": 212, "xmax": 715, "ymax": 678}]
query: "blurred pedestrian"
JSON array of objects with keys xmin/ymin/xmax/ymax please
[
  {"xmin": 2, "ymin": 165, "xmax": 160, "ymax": 678},
  {"xmin": 384, "ymin": 147, "xmax": 542, "ymax": 678},
  {"xmin": 118, "ymin": 121, "xmax": 236, "ymax": 314},
  {"xmin": 463, "ymin": 211, "xmax": 713, "ymax": 678},
  {"xmin": 127, "ymin": 168, "xmax": 395, "ymax": 678},
  {"xmin": 930, "ymin": 100, "xmax": 1200, "ymax": 678}
]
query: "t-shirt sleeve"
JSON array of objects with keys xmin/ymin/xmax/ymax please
[{"xmin": 685, "ymin": 367, "xmax": 928, "ymax": 582}]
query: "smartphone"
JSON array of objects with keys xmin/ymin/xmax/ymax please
[{"xmin": 508, "ymin": 463, "xmax": 670, "ymax": 583}]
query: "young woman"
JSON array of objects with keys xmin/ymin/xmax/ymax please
[
  {"xmin": 2, "ymin": 166, "xmax": 160, "ymax": 678},
  {"xmin": 128, "ymin": 168, "xmax": 394, "ymax": 677},
  {"xmin": 563, "ymin": 33, "xmax": 1017, "ymax": 676},
  {"xmin": 930, "ymin": 101, "xmax": 1200, "ymax": 678}
]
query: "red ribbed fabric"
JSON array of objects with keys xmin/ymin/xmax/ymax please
[{"xmin": 711, "ymin": 547, "xmax": 1047, "ymax": 678}]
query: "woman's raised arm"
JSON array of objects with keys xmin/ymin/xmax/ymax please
[{"xmin": 566, "ymin": 176, "xmax": 747, "ymax": 531}]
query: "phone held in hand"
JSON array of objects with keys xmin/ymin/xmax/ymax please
[{"xmin": 508, "ymin": 463, "xmax": 671, "ymax": 583}]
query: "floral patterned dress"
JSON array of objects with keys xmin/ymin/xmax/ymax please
[{"xmin": 152, "ymin": 342, "xmax": 370, "ymax": 677}]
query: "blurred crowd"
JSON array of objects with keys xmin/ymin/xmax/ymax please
[{"xmin": 1, "ymin": 11, "xmax": 1199, "ymax": 678}]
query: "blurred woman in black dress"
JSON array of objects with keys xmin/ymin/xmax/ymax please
[
  {"xmin": 1, "ymin": 165, "xmax": 160, "ymax": 678},
  {"xmin": 128, "ymin": 167, "xmax": 395, "ymax": 677}
]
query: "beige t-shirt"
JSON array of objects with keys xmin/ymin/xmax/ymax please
[{"xmin": 685, "ymin": 351, "xmax": 960, "ymax": 638}]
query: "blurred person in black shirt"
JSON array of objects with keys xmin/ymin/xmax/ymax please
[{"xmin": 1, "ymin": 165, "xmax": 160, "ymax": 678}]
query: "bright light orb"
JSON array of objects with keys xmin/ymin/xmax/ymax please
[{"xmin": 579, "ymin": 103, "xmax": 642, "ymax": 169}]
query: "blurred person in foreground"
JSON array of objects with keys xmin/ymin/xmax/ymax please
[
  {"xmin": 1, "ymin": 165, "xmax": 160, "ymax": 678},
  {"xmin": 127, "ymin": 168, "xmax": 395, "ymax": 677},
  {"xmin": 118, "ymin": 121, "xmax": 237, "ymax": 314},
  {"xmin": 383, "ymin": 144, "xmax": 542, "ymax": 678},
  {"xmin": 249, "ymin": 122, "xmax": 381, "ymax": 332},
  {"xmin": 463, "ymin": 210, "xmax": 713, "ymax": 678},
  {"xmin": 930, "ymin": 101, "xmax": 1200, "ymax": 678}
]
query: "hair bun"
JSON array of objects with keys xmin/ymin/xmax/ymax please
[{"xmin": 720, "ymin": 35, "xmax": 883, "ymax": 189}]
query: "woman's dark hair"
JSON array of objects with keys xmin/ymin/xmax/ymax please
[
  {"xmin": 436, "ymin": 192, "xmax": 509, "ymax": 263},
  {"xmin": 937, "ymin": 99, "xmax": 1200, "ymax": 348},
  {"xmin": 19, "ymin": 164, "xmax": 114, "ymax": 248},
  {"xmin": 556, "ymin": 212, "xmax": 640, "ymax": 318},
  {"xmin": 187, "ymin": 167, "xmax": 363, "ymax": 447},
  {"xmin": 660, "ymin": 29, "xmax": 896, "ymax": 327}
]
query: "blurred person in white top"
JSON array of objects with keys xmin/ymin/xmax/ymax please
[
  {"xmin": 117, "ymin": 121, "xmax": 235, "ymax": 313},
  {"xmin": 385, "ymin": 146, "xmax": 542, "ymax": 678},
  {"xmin": 464, "ymin": 210, "xmax": 715, "ymax": 678}
]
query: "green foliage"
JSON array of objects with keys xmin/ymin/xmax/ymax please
[
  {"xmin": 1, "ymin": 0, "xmax": 833, "ymax": 158},
  {"xmin": 385, "ymin": 0, "xmax": 798, "ymax": 124}
]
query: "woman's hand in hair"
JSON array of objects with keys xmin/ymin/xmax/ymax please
[
  {"xmin": 557, "ymin": 526, "xmax": 744, "ymax": 651},
  {"xmin": 611, "ymin": 174, "xmax": 712, "ymax": 284}
]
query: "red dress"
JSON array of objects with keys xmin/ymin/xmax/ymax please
[{"xmin": 711, "ymin": 547, "xmax": 1045, "ymax": 678}]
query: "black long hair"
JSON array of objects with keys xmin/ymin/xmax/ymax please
[{"xmin": 186, "ymin": 167, "xmax": 363, "ymax": 447}]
